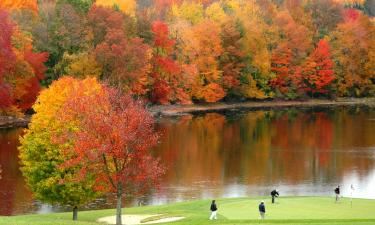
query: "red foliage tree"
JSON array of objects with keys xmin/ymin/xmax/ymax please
[
  {"xmin": 302, "ymin": 39, "xmax": 335, "ymax": 96},
  {"xmin": 0, "ymin": 10, "xmax": 15, "ymax": 110},
  {"xmin": 270, "ymin": 43, "xmax": 293, "ymax": 94},
  {"xmin": 87, "ymin": 5, "xmax": 126, "ymax": 46},
  {"xmin": 57, "ymin": 86, "xmax": 164, "ymax": 225},
  {"xmin": 0, "ymin": 10, "xmax": 15, "ymax": 78},
  {"xmin": 95, "ymin": 30, "xmax": 151, "ymax": 96},
  {"xmin": 151, "ymin": 21, "xmax": 189, "ymax": 104}
]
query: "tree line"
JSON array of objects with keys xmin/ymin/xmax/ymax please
[{"xmin": 1, "ymin": 0, "xmax": 374, "ymax": 115}]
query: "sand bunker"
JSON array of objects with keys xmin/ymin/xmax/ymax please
[{"xmin": 97, "ymin": 214, "xmax": 185, "ymax": 225}]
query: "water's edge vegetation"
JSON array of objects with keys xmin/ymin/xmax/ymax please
[{"xmin": 1, "ymin": 98, "xmax": 374, "ymax": 128}]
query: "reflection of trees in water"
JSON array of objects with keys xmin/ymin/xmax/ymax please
[
  {"xmin": 155, "ymin": 107, "xmax": 375, "ymax": 191},
  {"xmin": 0, "ymin": 129, "xmax": 34, "ymax": 215}
]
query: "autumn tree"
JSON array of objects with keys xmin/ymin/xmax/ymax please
[
  {"xmin": 151, "ymin": 21, "xmax": 190, "ymax": 104},
  {"xmin": 95, "ymin": 0, "xmax": 137, "ymax": 17},
  {"xmin": 87, "ymin": 5, "xmax": 135, "ymax": 46},
  {"xmin": 274, "ymin": 10, "xmax": 313, "ymax": 63},
  {"xmin": 5, "ymin": 30, "xmax": 49, "ymax": 111},
  {"xmin": 302, "ymin": 39, "xmax": 335, "ymax": 96},
  {"xmin": 170, "ymin": 1, "xmax": 204, "ymax": 24},
  {"xmin": 54, "ymin": 52, "xmax": 102, "ymax": 79},
  {"xmin": 179, "ymin": 19, "xmax": 225, "ymax": 102},
  {"xmin": 219, "ymin": 19, "xmax": 246, "ymax": 97},
  {"xmin": 305, "ymin": 0, "xmax": 344, "ymax": 38},
  {"xmin": 56, "ymin": 83, "xmax": 164, "ymax": 225},
  {"xmin": 329, "ymin": 9, "xmax": 375, "ymax": 96},
  {"xmin": 0, "ymin": 10, "xmax": 48, "ymax": 114},
  {"xmin": 270, "ymin": 42, "xmax": 303, "ymax": 98},
  {"xmin": 0, "ymin": 0, "xmax": 38, "ymax": 13},
  {"xmin": 95, "ymin": 30, "xmax": 152, "ymax": 96},
  {"xmin": 19, "ymin": 77, "xmax": 102, "ymax": 221},
  {"xmin": 225, "ymin": 0, "xmax": 274, "ymax": 98},
  {"xmin": 0, "ymin": 10, "xmax": 15, "ymax": 113}
]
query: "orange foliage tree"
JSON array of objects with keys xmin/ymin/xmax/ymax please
[
  {"xmin": 179, "ymin": 20, "xmax": 225, "ymax": 102},
  {"xmin": 0, "ymin": 0, "xmax": 38, "ymax": 13},
  {"xmin": 329, "ymin": 9, "xmax": 375, "ymax": 96},
  {"xmin": 219, "ymin": 19, "xmax": 245, "ymax": 97}
]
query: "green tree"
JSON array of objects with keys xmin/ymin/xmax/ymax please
[{"xmin": 19, "ymin": 77, "xmax": 102, "ymax": 221}]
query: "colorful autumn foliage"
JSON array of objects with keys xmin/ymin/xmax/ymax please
[
  {"xmin": 0, "ymin": 9, "xmax": 48, "ymax": 115},
  {"xmin": 0, "ymin": 0, "xmax": 38, "ymax": 13},
  {"xmin": 151, "ymin": 21, "xmax": 190, "ymax": 104},
  {"xmin": 19, "ymin": 77, "xmax": 102, "ymax": 220},
  {"xmin": 302, "ymin": 39, "xmax": 335, "ymax": 96},
  {"xmin": 53, "ymin": 78, "xmax": 164, "ymax": 225},
  {"xmin": 1, "ymin": 0, "xmax": 374, "ymax": 114}
]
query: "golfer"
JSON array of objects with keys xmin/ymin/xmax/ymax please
[
  {"xmin": 335, "ymin": 185, "xmax": 340, "ymax": 202},
  {"xmin": 259, "ymin": 200, "xmax": 266, "ymax": 219},
  {"xmin": 209, "ymin": 200, "xmax": 218, "ymax": 220},
  {"xmin": 271, "ymin": 189, "xmax": 279, "ymax": 203}
]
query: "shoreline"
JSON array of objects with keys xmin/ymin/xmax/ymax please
[
  {"xmin": 0, "ymin": 115, "xmax": 30, "ymax": 129},
  {"xmin": 1, "ymin": 98, "xmax": 374, "ymax": 129},
  {"xmin": 148, "ymin": 97, "xmax": 375, "ymax": 116}
]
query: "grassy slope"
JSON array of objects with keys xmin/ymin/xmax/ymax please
[{"xmin": 1, "ymin": 197, "xmax": 375, "ymax": 225}]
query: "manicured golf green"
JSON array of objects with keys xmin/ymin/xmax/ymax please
[{"xmin": 1, "ymin": 197, "xmax": 375, "ymax": 225}]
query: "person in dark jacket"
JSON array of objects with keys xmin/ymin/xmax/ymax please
[
  {"xmin": 271, "ymin": 189, "xmax": 279, "ymax": 203},
  {"xmin": 209, "ymin": 200, "xmax": 218, "ymax": 220},
  {"xmin": 335, "ymin": 186, "xmax": 340, "ymax": 202},
  {"xmin": 259, "ymin": 200, "xmax": 266, "ymax": 219}
]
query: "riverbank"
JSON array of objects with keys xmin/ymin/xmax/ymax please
[
  {"xmin": 1, "ymin": 197, "xmax": 375, "ymax": 225},
  {"xmin": 0, "ymin": 115, "xmax": 30, "ymax": 129},
  {"xmin": 149, "ymin": 97, "xmax": 375, "ymax": 116},
  {"xmin": 1, "ymin": 98, "xmax": 374, "ymax": 128}
]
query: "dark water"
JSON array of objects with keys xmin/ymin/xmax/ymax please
[{"xmin": 1, "ymin": 106, "xmax": 375, "ymax": 215}]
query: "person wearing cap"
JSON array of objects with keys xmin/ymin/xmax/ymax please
[
  {"xmin": 209, "ymin": 200, "xmax": 218, "ymax": 220},
  {"xmin": 259, "ymin": 200, "xmax": 266, "ymax": 219},
  {"xmin": 271, "ymin": 189, "xmax": 279, "ymax": 204}
]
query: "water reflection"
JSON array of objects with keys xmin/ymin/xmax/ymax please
[
  {"xmin": 0, "ymin": 106, "xmax": 374, "ymax": 215},
  {"xmin": 152, "ymin": 106, "xmax": 375, "ymax": 204},
  {"xmin": 0, "ymin": 129, "xmax": 36, "ymax": 215}
]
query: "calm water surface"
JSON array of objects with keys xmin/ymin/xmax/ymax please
[{"xmin": 1, "ymin": 106, "xmax": 375, "ymax": 215}]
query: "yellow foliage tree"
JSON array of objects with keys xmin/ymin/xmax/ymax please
[
  {"xmin": 170, "ymin": 1, "xmax": 204, "ymax": 24},
  {"xmin": 55, "ymin": 52, "xmax": 102, "ymax": 79},
  {"xmin": 95, "ymin": 0, "xmax": 136, "ymax": 16},
  {"xmin": 0, "ymin": 0, "xmax": 38, "ymax": 13},
  {"xmin": 205, "ymin": 2, "xmax": 228, "ymax": 24}
]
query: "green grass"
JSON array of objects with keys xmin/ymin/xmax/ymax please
[{"xmin": 1, "ymin": 197, "xmax": 375, "ymax": 225}]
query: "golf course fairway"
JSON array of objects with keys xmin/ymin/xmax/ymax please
[{"xmin": 1, "ymin": 196, "xmax": 375, "ymax": 225}]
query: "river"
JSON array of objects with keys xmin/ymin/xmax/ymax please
[{"xmin": 1, "ymin": 106, "xmax": 374, "ymax": 215}]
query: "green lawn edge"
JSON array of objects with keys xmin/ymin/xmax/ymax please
[{"xmin": 1, "ymin": 196, "xmax": 375, "ymax": 225}]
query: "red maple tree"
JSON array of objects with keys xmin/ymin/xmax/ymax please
[
  {"xmin": 302, "ymin": 39, "xmax": 335, "ymax": 96},
  {"xmin": 0, "ymin": 10, "xmax": 15, "ymax": 110},
  {"xmin": 57, "ymin": 86, "xmax": 164, "ymax": 225},
  {"xmin": 151, "ymin": 21, "xmax": 189, "ymax": 104}
]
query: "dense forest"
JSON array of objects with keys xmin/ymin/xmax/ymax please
[{"xmin": 0, "ymin": 0, "xmax": 374, "ymax": 115}]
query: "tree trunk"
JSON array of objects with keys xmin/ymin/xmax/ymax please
[
  {"xmin": 73, "ymin": 206, "xmax": 78, "ymax": 221},
  {"xmin": 116, "ymin": 183, "xmax": 123, "ymax": 225}
]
